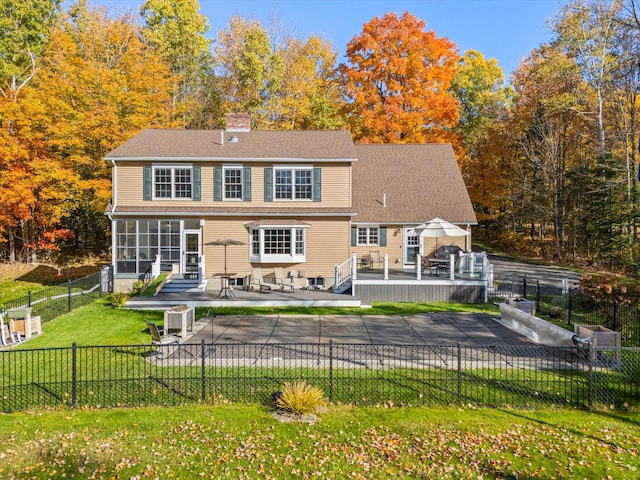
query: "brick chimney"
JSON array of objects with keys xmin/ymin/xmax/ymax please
[{"xmin": 225, "ymin": 113, "xmax": 251, "ymax": 132}]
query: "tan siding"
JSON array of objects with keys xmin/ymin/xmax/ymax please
[
  {"xmin": 202, "ymin": 217, "xmax": 350, "ymax": 286},
  {"xmin": 116, "ymin": 162, "xmax": 144, "ymax": 204},
  {"xmin": 115, "ymin": 162, "xmax": 351, "ymax": 209},
  {"xmin": 349, "ymin": 225, "xmax": 469, "ymax": 268}
]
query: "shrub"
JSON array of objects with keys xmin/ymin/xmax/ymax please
[
  {"xmin": 130, "ymin": 280, "xmax": 145, "ymax": 296},
  {"xmin": 275, "ymin": 381, "xmax": 325, "ymax": 415},
  {"xmin": 110, "ymin": 292, "xmax": 129, "ymax": 309}
]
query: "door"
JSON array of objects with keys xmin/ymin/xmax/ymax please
[
  {"xmin": 183, "ymin": 230, "xmax": 201, "ymax": 277},
  {"xmin": 403, "ymin": 228, "xmax": 421, "ymax": 267}
]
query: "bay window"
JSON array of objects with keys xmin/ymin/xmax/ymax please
[{"xmin": 249, "ymin": 223, "xmax": 308, "ymax": 262}]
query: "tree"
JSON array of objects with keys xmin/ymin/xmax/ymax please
[
  {"xmin": 214, "ymin": 15, "xmax": 343, "ymax": 130},
  {"xmin": 451, "ymin": 50, "xmax": 509, "ymax": 156},
  {"xmin": 214, "ymin": 15, "xmax": 283, "ymax": 128},
  {"xmin": 339, "ymin": 11, "xmax": 460, "ymax": 144},
  {"xmin": 270, "ymin": 35, "xmax": 344, "ymax": 130},
  {"xmin": 0, "ymin": 0, "xmax": 60, "ymax": 100},
  {"xmin": 141, "ymin": 0, "xmax": 215, "ymax": 128}
]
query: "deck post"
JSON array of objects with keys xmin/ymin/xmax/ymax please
[
  {"xmin": 449, "ymin": 254, "xmax": 455, "ymax": 280},
  {"xmin": 416, "ymin": 254, "xmax": 422, "ymax": 280},
  {"xmin": 351, "ymin": 252, "xmax": 358, "ymax": 280},
  {"xmin": 383, "ymin": 254, "xmax": 389, "ymax": 280}
]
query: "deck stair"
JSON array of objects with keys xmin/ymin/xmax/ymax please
[{"xmin": 160, "ymin": 275, "xmax": 207, "ymax": 294}]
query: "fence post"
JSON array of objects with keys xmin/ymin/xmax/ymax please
[
  {"xmin": 612, "ymin": 303, "xmax": 618, "ymax": 332},
  {"xmin": 588, "ymin": 347, "xmax": 593, "ymax": 408},
  {"xmin": 27, "ymin": 291, "xmax": 32, "ymax": 307},
  {"xmin": 457, "ymin": 342, "xmax": 462, "ymax": 404},
  {"xmin": 523, "ymin": 276, "xmax": 527, "ymax": 299},
  {"xmin": 329, "ymin": 340, "xmax": 333, "ymax": 402},
  {"xmin": 536, "ymin": 280, "xmax": 540, "ymax": 313},
  {"xmin": 67, "ymin": 280, "xmax": 72, "ymax": 312},
  {"xmin": 567, "ymin": 289, "xmax": 573, "ymax": 326},
  {"xmin": 201, "ymin": 339, "xmax": 206, "ymax": 402},
  {"xmin": 72, "ymin": 342, "xmax": 77, "ymax": 408}
]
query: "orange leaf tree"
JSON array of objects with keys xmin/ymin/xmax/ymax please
[{"xmin": 339, "ymin": 11, "xmax": 460, "ymax": 144}]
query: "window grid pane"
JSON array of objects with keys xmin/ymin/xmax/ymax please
[
  {"xmin": 295, "ymin": 229, "xmax": 304, "ymax": 255},
  {"xmin": 275, "ymin": 170, "xmax": 292, "ymax": 199},
  {"xmin": 264, "ymin": 229, "xmax": 291, "ymax": 254},
  {"xmin": 174, "ymin": 168, "xmax": 192, "ymax": 198},
  {"xmin": 155, "ymin": 168, "xmax": 172, "ymax": 198},
  {"xmin": 295, "ymin": 170, "xmax": 312, "ymax": 199},
  {"xmin": 224, "ymin": 168, "xmax": 243, "ymax": 199},
  {"xmin": 252, "ymin": 230, "xmax": 260, "ymax": 255},
  {"xmin": 357, "ymin": 227, "xmax": 379, "ymax": 245}
]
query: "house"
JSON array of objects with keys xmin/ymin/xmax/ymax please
[{"xmin": 105, "ymin": 114, "xmax": 477, "ymax": 293}]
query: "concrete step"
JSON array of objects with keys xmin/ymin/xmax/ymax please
[{"xmin": 160, "ymin": 278, "xmax": 207, "ymax": 293}]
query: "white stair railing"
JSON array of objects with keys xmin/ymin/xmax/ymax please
[{"xmin": 334, "ymin": 253, "xmax": 356, "ymax": 288}]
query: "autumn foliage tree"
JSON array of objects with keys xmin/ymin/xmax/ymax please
[{"xmin": 339, "ymin": 11, "xmax": 460, "ymax": 144}]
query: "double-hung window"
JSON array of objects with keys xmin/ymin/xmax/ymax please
[
  {"xmin": 357, "ymin": 227, "xmax": 379, "ymax": 245},
  {"xmin": 249, "ymin": 223, "xmax": 308, "ymax": 262},
  {"xmin": 154, "ymin": 166, "xmax": 192, "ymax": 199},
  {"xmin": 224, "ymin": 166, "xmax": 243, "ymax": 200},
  {"xmin": 275, "ymin": 167, "xmax": 312, "ymax": 200}
]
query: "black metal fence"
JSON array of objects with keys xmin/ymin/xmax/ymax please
[
  {"xmin": 0, "ymin": 267, "xmax": 113, "ymax": 323},
  {"xmin": 490, "ymin": 272, "xmax": 640, "ymax": 347},
  {"xmin": 1, "ymin": 341, "xmax": 638, "ymax": 412}
]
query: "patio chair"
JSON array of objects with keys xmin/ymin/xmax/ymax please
[
  {"xmin": 274, "ymin": 267, "xmax": 295, "ymax": 292},
  {"xmin": 369, "ymin": 250, "xmax": 382, "ymax": 269},
  {"xmin": 146, "ymin": 321, "xmax": 179, "ymax": 345},
  {"xmin": 249, "ymin": 267, "xmax": 280, "ymax": 292}
]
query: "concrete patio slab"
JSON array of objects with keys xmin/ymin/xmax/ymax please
[{"xmin": 183, "ymin": 312, "xmax": 533, "ymax": 347}]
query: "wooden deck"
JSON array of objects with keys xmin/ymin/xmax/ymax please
[
  {"xmin": 125, "ymin": 285, "xmax": 364, "ymax": 310},
  {"xmin": 353, "ymin": 268, "xmax": 486, "ymax": 303}
]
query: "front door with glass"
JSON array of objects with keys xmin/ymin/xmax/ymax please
[
  {"xmin": 404, "ymin": 228, "xmax": 421, "ymax": 267},
  {"xmin": 183, "ymin": 230, "xmax": 201, "ymax": 278}
]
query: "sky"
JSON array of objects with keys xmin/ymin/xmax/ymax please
[{"xmin": 95, "ymin": 0, "xmax": 570, "ymax": 77}]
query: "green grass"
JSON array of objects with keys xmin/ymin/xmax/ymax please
[
  {"xmin": 15, "ymin": 298, "xmax": 499, "ymax": 349},
  {"xmin": 0, "ymin": 404, "xmax": 637, "ymax": 479}
]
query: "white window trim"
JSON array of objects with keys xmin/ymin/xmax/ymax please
[
  {"xmin": 273, "ymin": 164, "xmax": 313, "ymax": 201},
  {"xmin": 357, "ymin": 226, "xmax": 380, "ymax": 246},
  {"xmin": 222, "ymin": 164, "xmax": 243, "ymax": 201},
  {"xmin": 249, "ymin": 225, "xmax": 308, "ymax": 263},
  {"xmin": 153, "ymin": 164, "xmax": 193, "ymax": 200}
]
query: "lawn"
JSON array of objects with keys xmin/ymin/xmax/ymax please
[
  {"xmin": 0, "ymin": 404, "xmax": 637, "ymax": 479},
  {"xmin": 2, "ymin": 280, "xmax": 639, "ymax": 478}
]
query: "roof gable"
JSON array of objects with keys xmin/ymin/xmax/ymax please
[{"xmin": 352, "ymin": 144, "xmax": 477, "ymax": 225}]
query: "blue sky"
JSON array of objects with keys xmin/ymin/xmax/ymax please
[{"xmin": 97, "ymin": 0, "xmax": 569, "ymax": 77}]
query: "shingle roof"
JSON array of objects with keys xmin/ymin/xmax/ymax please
[
  {"xmin": 105, "ymin": 129, "xmax": 358, "ymax": 161},
  {"xmin": 352, "ymin": 144, "xmax": 477, "ymax": 225}
]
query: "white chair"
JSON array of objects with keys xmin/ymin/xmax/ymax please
[
  {"xmin": 274, "ymin": 267, "xmax": 295, "ymax": 292},
  {"xmin": 146, "ymin": 321, "xmax": 179, "ymax": 345},
  {"xmin": 250, "ymin": 267, "xmax": 280, "ymax": 292}
]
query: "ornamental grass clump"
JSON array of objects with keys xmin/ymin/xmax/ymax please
[{"xmin": 276, "ymin": 381, "xmax": 326, "ymax": 415}]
